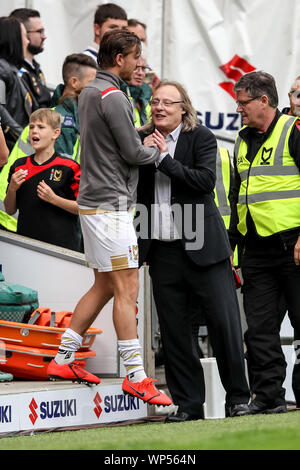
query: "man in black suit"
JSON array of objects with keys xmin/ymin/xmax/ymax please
[{"xmin": 136, "ymin": 80, "xmax": 250, "ymax": 421}]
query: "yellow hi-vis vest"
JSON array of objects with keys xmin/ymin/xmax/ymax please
[
  {"xmin": 126, "ymin": 89, "xmax": 152, "ymax": 128},
  {"xmin": 214, "ymin": 147, "xmax": 231, "ymax": 229},
  {"xmin": 0, "ymin": 126, "xmax": 33, "ymax": 232},
  {"xmin": 0, "ymin": 206, "xmax": 17, "ymax": 232},
  {"xmin": 235, "ymin": 114, "xmax": 300, "ymax": 237},
  {"xmin": 0, "ymin": 128, "xmax": 32, "ymax": 232},
  {"xmin": 133, "ymin": 102, "xmax": 151, "ymax": 128}
]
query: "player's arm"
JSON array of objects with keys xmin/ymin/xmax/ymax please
[{"xmin": 103, "ymin": 92, "xmax": 159, "ymax": 166}]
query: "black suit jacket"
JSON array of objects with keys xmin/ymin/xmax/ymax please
[{"xmin": 137, "ymin": 124, "xmax": 232, "ymax": 267}]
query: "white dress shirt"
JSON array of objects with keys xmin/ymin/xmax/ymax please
[{"xmin": 153, "ymin": 123, "xmax": 182, "ymax": 240}]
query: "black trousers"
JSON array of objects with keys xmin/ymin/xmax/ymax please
[
  {"xmin": 242, "ymin": 248, "xmax": 300, "ymax": 406},
  {"xmin": 148, "ymin": 241, "xmax": 250, "ymax": 416}
]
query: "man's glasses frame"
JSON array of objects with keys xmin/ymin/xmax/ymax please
[
  {"xmin": 27, "ymin": 29, "xmax": 45, "ymax": 35},
  {"xmin": 150, "ymin": 99, "xmax": 184, "ymax": 107},
  {"xmin": 236, "ymin": 96, "xmax": 261, "ymax": 108}
]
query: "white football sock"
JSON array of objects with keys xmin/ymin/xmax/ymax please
[
  {"xmin": 118, "ymin": 338, "xmax": 147, "ymax": 382},
  {"xmin": 55, "ymin": 328, "xmax": 83, "ymax": 365}
]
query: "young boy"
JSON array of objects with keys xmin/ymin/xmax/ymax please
[{"xmin": 4, "ymin": 108, "xmax": 82, "ymax": 251}]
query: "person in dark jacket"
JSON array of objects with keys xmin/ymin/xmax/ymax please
[
  {"xmin": 0, "ymin": 16, "xmax": 32, "ymax": 150},
  {"xmin": 137, "ymin": 80, "xmax": 251, "ymax": 421},
  {"xmin": 10, "ymin": 8, "xmax": 51, "ymax": 109}
]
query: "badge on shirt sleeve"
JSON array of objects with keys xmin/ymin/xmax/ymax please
[{"xmin": 62, "ymin": 115, "xmax": 75, "ymax": 128}]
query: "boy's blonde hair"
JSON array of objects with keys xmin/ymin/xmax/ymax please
[{"xmin": 29, "ymin": 108, "xmax": 62, "ymax": 130}]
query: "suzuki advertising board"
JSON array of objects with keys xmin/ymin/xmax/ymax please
[{"xmin": 0, "ymin": 383, "xmax": 147, "ymax": 434}]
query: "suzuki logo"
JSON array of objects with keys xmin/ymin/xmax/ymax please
[
  {"xmin": 29, "ymin": 398, "xmax": 38, "ymax": 425},
  {"xmin": 219, "ymin": 54, "xmax": 256, "ymax": 99},
  {"xmin": 93, "ymin": 392, "xmax": 102, "ymax": 419}
]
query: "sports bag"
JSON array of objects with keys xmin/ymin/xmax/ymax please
[
  {"xmin": 28, "ymin": 307, "xmax": 72, "ymax": 328},
  {"xmin": 0, "ymin": 273, "xmax": 39, "ymax": 322}
]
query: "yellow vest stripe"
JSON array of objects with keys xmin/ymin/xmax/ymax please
[
  {"xmin": 239, "ymin": 189, "xmax": 300, "ymax": 205},
  {"xmin": 214, "ymin": 147, "xmax": 231, "ymax": 227}
]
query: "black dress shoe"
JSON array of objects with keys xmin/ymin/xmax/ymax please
[
  {"xmin": 249, "ymin": 399, "xmax": 287, "ymax": 415},
  {"xmin": 225, "ymin": 403, "xmax": 251, "ymax": 417},
  {"xmin": 165, "ymin": 411, "xmax": 204, "ymax": 423}
]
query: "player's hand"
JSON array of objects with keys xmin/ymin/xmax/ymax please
[{"xmin": 143, "ymin": 133, "xmax": 156, "ymax": 148}]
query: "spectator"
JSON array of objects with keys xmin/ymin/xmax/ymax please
[
  {"xmin": 0, "ymin": 54, "xmax": 96, "ymax": 236},
  {"xmin": 127, "ymin": 19, "xmax": 147, "ymax": 45},
  {"xmin": 127, "ymin": 18, "xmax": 160, "ymax": 89},
  {"xmin": 10, "ymin": 8, "xmax": 51, "ymax": 109},
  {"xmin": 0, "ymin": 118, "xmax": 9, "ymax": 167},
  {"xmin": 230, "ymin": 71, "xmax": 300, "ymax": 414},
  {"xmin": 282, "ymin": 75, "xmax": 300, "ymax": 117},
  {"xmin": 0, "ymin": 108, "xmax": 17, "ymax": 233},
  {"xmin": 137, "ymin": 80, "xmax": 250, "ymax": 421},
  {"xmin": 47, "ymin": 30, "xmax": 172, "ymax": 409},
  {"xmin": 84, "ymin": 3, "xmax": 127, "ymax": 62},
  {"xmin": 0, "ymin": 16, "xmax": 32, "ymax": 150},
  {"xmin": 0, "ymin": 115, "xmax": 14, "ymax": 382},
  {"xmin": 51, "ymin": 53, "xmax": 97, "ymax": 159},
  {"xmin": 121, "ymin": 54, "xmax": 152, "ymax": 128},
  {"xmin": 4, "ymin": 108, "xmax": 82, "ymax": 252},
  {"xmin": 7, "ymin": 53, "xmax": 97, "ymax": 162},
  {"xmin": 274, "ymin": 75, "xmax": 300, "ymax": 410}
]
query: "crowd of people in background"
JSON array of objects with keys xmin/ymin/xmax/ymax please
[
  {"xmin": 0, "ymin": 3, "xmax": 299, "ymax": 420},
  {"xmin": 0, "ymin": 4, "xmax": 157, "ymax": 249}
]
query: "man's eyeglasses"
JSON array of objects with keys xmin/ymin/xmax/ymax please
[
  {"xmin": 27, "ymin": 29, "xmax": 45, "ymax": 35},
  {"xmin": 134, "ymin": 66, "xmax": 151, "ymax": 73},
  {"xmin": 150, "ymin": 99, "xmax": 184, "ymax": 107},
  {"xmin": 289, "ymin": 90, "xmax": 300, "ymax": 100},
  {"xmin": 236, "ymin": 96, "xmax": 260, "ymax": 108}
]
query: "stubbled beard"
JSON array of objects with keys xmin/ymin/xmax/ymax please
[{"xmin": 28, "ymin": 44, "xmax": 44, "ymax": 55}]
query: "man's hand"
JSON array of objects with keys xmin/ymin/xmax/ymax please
[
  {"xmin": 294, "ymin": 236, "xmax": 300, "ymax": 266},
  {"xmin": 153, "ymin": 129, "xmax": 168, "ymax": 153}
]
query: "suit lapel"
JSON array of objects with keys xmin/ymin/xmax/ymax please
[{"xmin": 173, "ymin": 131, "xmax": 190, "ymax": 163}]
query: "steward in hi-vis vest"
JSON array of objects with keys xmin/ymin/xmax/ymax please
[
  {"xmin": 229, "ymin": 70, "xmax": 300, "ymax": 415},
  {"xmin": 235, "ymin": 114, "xmax": 300, "ymax": 237}
]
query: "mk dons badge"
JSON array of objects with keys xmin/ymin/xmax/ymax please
[
  {"xmin": 260, "ymin": 147, "xmax": 273, "ymax": 165},
  {"xmin": 53, "ymin": 170, "xmax": 62, "ymax": 182}
]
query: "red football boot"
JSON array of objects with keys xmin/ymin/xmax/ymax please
[
  {"xmin": 47, "ymin": 359, "xmax": 101, "ymax": 386},
  {"xmin": 122, "ymin": 376, "xmax": 172, "ymax": 405}
]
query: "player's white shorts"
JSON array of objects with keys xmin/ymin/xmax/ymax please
[{"xmin": 78, "ymin": 207, "xmax": 139, "ymax": 272}]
